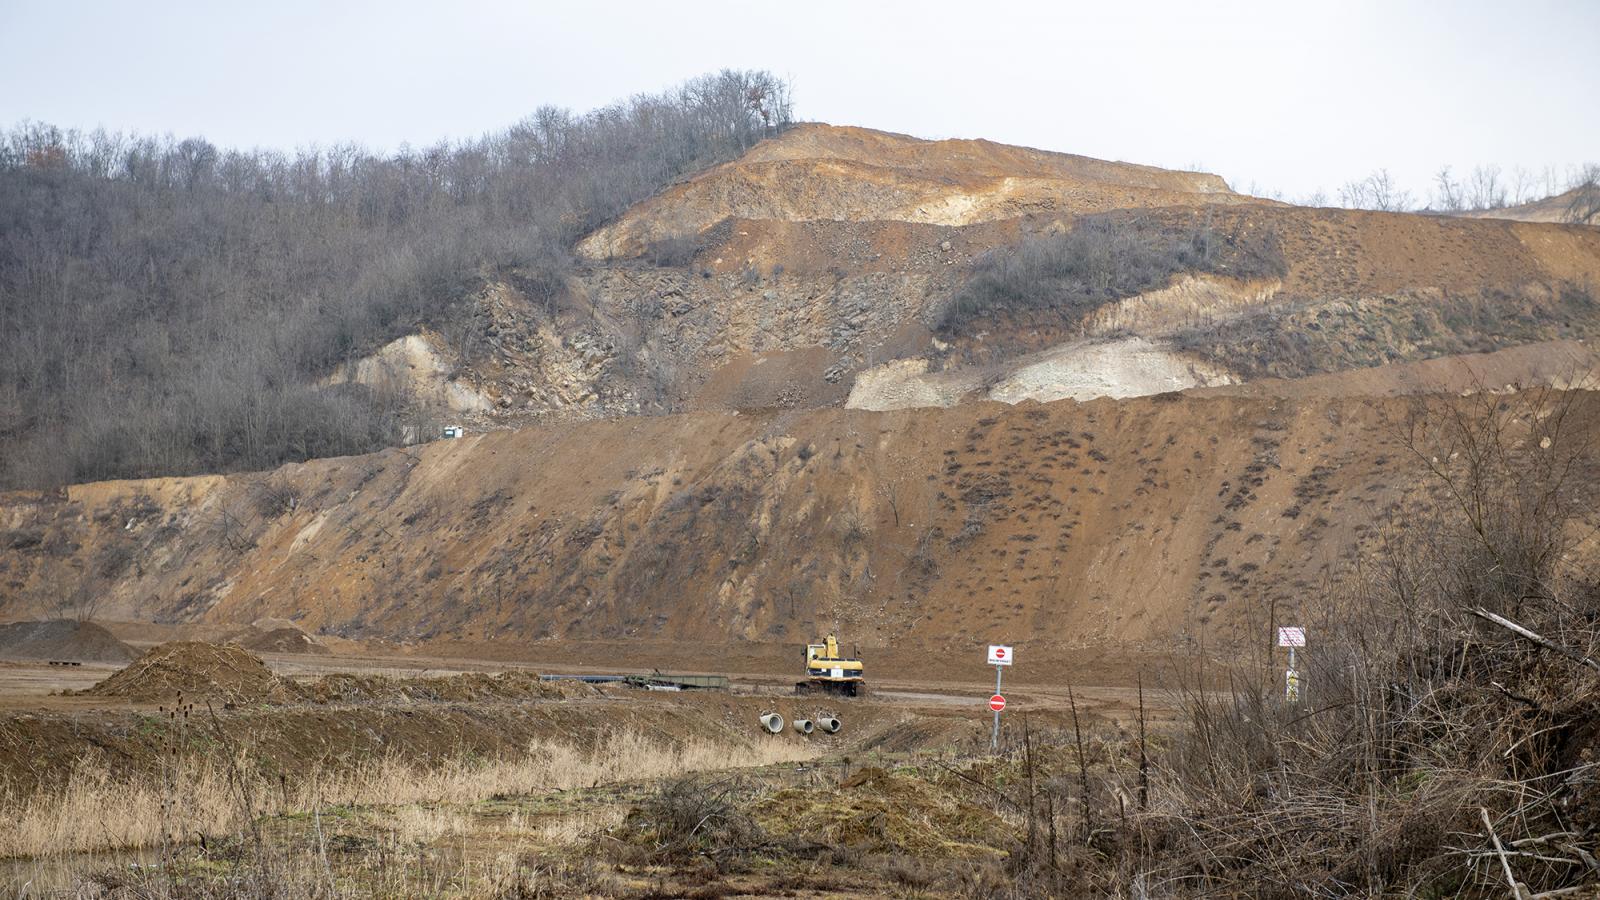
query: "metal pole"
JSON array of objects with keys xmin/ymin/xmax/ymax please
[
  {"xmin": 1287, "ymin": 645, "xmax": 1297, "ymax": 703},
  {"xmin": 991, "ymin": 664, "xmax": 1003, "ymax": 751}
]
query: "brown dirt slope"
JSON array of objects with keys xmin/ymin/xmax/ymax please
[
  {"xmin": 577, "ymin": 123, "xmax": 1254, "ymax": 260},
  {"xmin": 420, "ymin": 206, "xmax": 1600, "ymax": 432},
  {"xmin": 1461, "ymin": 187, "xmax": 1595, "ymax": 225},
  {"xmin": 237, "ymin": 625, "xmax": 330, "ymax": 655},
  {"xmin": 355, "ymin": 127, "xmax": 1600, "ymax": 427},
  {"xmin": 9, "ymin": 379, "xmax": 1598, "ymax": 673},
  {"xmin": 88, "ymin": 641, "xmax": 298, "ymax": 705},
  {"xmin": 0, "ymin": 619, "xmax": 138, "ymax": 664},
  {"xmin": 1195, "ymin": 339, "xmax": 1600, "ymax": 399}
]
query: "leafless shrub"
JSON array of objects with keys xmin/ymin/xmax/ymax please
[
  {"xmin": 643, "ymin": 232, "xmax": 700, "ymax": 267},
  {"xmin": 1566, "ymin": 163, "xmax": 1600, "ymax": 226},
  {"xmin": 937, "ymin": 212, "xmax": 1285, "ymax": 334},
  {"xmin": 210, "ymin": 507, "xmax": 254, "ymax": 554},
  {"xmin": 1340, "ymin": 168, "xmax": 1414, "ymax": 211},
  {"xmin": 623, "ymin": 775, "xmax": 767, "ymax": 869},
  {"xmin": 250, "ymin": 475, "xmax": 299, "ymax": 520},
  {"xmin": 1118, "ymin": 387, "xmax": 1600, "ymax": 896}
]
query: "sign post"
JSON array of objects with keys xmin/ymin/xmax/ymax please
[
  {"xmin": 987, "ymin": 644, "xmax": 1013, "ymax": 750},
  {"xmin": 1276, "ymin": 626, "xmax": 1305, "ymax": 703}
]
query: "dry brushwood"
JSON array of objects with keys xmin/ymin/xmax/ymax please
[{"xmin": 1098, "ymin": 388, "xmax": 1600, "ymax": 897}]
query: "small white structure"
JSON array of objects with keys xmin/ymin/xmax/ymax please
[{"xmin": 441, "ymin": 425, "xmax": 464, "ymax": 439}]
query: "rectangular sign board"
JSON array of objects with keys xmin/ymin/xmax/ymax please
[
  {"xmin": 1276, "ymin": 626, "xmax": 1306, "ymax": 648},
  {"xmin": 987, "ymin": 645, "xmax": 1014, "ymax": 666}
]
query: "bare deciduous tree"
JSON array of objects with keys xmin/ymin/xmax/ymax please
[
  {"xmin": 0, "ymin": 70, "xmax": 795, "ymax": 490},
  {"xmin": 1432, "ymin": 165, "xmax": 1463, "ymax": 212},
  {"xmin": 1565, "ymin": 163, "xmax": 1600, "ymax": 226},
  {"xmin": 1339, "ymin": 168, "xmax": 1413, "ymax": 211}
]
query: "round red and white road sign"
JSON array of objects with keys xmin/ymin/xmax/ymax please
[{"xmin": 989, "ymin": 694, "xmax": 1006, "ymax": 712}]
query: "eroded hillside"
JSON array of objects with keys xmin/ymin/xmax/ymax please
[
  {"xmin": 8, "ymin": 121, "xmax": 1600, "ymax": 676},
  {"xmin": 336, "ymin": 126, "xmax": 1600, "ymax": 432},
  {"xmin": 8, "ymin": 354, "xmax": 1599, "ymax": 677}
]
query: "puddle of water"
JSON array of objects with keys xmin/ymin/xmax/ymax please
[{"xmin": 3, "ymin": 847, "xmax": 162, "ymax": 896}]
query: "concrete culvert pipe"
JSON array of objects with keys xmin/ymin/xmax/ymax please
[
  {"xmin": 760, "ymin": 713, "xmax": 784, "ymax": 734},
  {"xmin": 818, "ymin": 716, "xmax": 841, "ymax": 734},
  {"xmin": 793, "ymin": 718, "xmax": 814, "ymax": 735}
]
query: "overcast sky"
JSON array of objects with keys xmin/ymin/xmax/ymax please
[{"xmin": 3, "ymin": 0, "xmax": 1596, "ymax": 204}]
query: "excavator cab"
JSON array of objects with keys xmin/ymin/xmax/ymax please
[{"xmin": 797, "ymin": 633, "xmax": 864, "ymax": 696}]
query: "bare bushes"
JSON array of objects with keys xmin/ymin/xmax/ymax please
[
  {"xmin": 1566, "ymin": 164, "xmax": 1600, "ymax": 225},
  {"xmin": 621, "ymin": 775, "xmax": 768, "ymax": 866},
  {"xmin": 936, "ymin": 213, "xmax": 1285, "ymax": 334},
  {"xmin": 0, "ymin": 69, "xmax": 793, "ymax": 489},
  {"xmin": 1129, "ymin": 388, "xmax": 1600, "ymax": 895},
  {"xmin": 642, "ymin": 232, "xmax": 701, "ymax": 268}
]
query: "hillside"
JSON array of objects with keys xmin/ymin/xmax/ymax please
[
  {"xmin": 1461, "ymin": 185, "xmax": 1599, "ymax": 225},
  {"xmin": 7, "ymin": 352, "xmax": 1599, "ymax": 679},
  {"xmin": 575, "ymin": 123, "xmax": 1245, "ymax": 260},
  {"xmin": 348, "ymin": 130, "xmax": 1600, "ymax": 426},
  {"xmin": 7, "ymin": 113, "xmax": 1600, "ymax": 675}
]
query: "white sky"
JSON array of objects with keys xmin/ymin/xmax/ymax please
[{"xmin": 3, "ymin": 0, "xmax": 1596, "ymax": 203}]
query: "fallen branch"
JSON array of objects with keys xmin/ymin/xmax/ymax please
[
  {"xmin": 1482, "ymin": 807, "xmax": 1529, "ymax": 900},
  {"xmin": 1468, "ymin": 607, "xmax": 1600, "ymax": 673}
]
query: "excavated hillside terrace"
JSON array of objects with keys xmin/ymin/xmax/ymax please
[
  {"xmin": 320, "ymin": 123, "xmax": 1600, "ymax": 428},
  {"xmin": 576, "ymin": 123, "xmax": 1258, "ymax": 260},
  {"xmin": 331, "ymin": 201, "xmax": 1600, "ymax": 434},
  {"xmin": 7, "ymin": 369, "xmax": 1600, "ymax": 681}
]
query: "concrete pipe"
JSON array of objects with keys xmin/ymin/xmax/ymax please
[
  {"xmin": 793, "ymin": 718, "xmax": 814, "ymax": 735},
  {"xmin": 817, "ymin": 716, "xmax": 842, "ymax": 734},
  {"xmin": 759, "ymin": 712, "xmax": 784, "ymax": 734}
]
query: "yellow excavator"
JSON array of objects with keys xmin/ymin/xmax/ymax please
[{"xmin": 796, "ymin": 633, "xmax": 864, "ymax": 697}]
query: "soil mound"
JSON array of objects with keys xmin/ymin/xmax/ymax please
[
  {"xmin": 756, "ymin": 766, "xmax": 1010, "ymax": 856},
  {"xmin": 88, "ymin": 641, "xmax": 298, "ymax": 705},
  {"xmin": 238, "ymin": 626, "xmax": 330, "ymax": 655},
  {"xmin": 304, "ymin": 670, "xmax": 587, "ymax": 705},
  {"xmin": 0, "ymin": 619, "xmax": 138, "ymax": 664}
]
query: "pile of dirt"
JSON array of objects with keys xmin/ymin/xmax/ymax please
[
  {"xmin": 303, "ymin": 670, "xmax": 591, "ymax": 705},
  {"xmin": 237, "ymin": 626, "xmax": 330, "ymax": 655},
  {"xmin": 87, "ymin": 641, "xmax": 299, "ymax": 705},
  {"xmin": 0, "ymin": 619, "xmax": 138, "ymax": 664},
  {"xmin": 755, "ymin": 766, "xmax": 1011, "ymax": 857}
]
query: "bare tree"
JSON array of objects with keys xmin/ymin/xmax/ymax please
[
  {"xmin": 1339, "ymin": 168, "xmax": 1413, "ymax": 211},
  {"xmin": 0, "ymin": 70, "xmax": 795, "ymax": 490},
  {"xmin": 1466, "ymin": 163, "xmax": 1506, "ymax": 210},
  {"xmin": 1509, "ymin": 164, "xmax": 1535, "ymax": 206},
  {"xmin": 1432, "ymin": 165, "xmax": 1463, "ymax": 212},
  {"xmin": 1565, "ymin": 163, "xmax": 1600, "ymax": 225}
]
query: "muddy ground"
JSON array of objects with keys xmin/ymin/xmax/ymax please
[{"xmin": 0, "ymin": 636, "xmax": 1184, "ymax": 897}]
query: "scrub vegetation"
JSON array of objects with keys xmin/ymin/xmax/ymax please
[{"xmin": 0, "ymin": 70, "xmax": 791, "ymax": 489}]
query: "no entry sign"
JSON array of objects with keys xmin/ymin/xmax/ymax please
[{"xmin": 987, "ymin": 643, "xmax": 1013, "ymax": 751}]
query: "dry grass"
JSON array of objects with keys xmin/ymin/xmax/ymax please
[
  {"xmin": 0, "ymin": 730, "xmax": 815, "ymax": 859},
  {"xmin": 529, "ymin": 806, "xmax": 628, "ymax": 845}
]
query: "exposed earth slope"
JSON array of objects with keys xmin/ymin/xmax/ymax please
[
  {"xmin": 329, "ymin": 126, "xmax": 1600, "ymax": 431},
  {"xmin": 7, "ymin": 368, "xmax": 1599, "ymax": 679},
  {"xmin": 575, "ymin": 123, "xmax": 1244, "ymax": 259},
  {"xmin": 7, "ymin": 124, "xmax": 1600, "ymax": 674}
]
